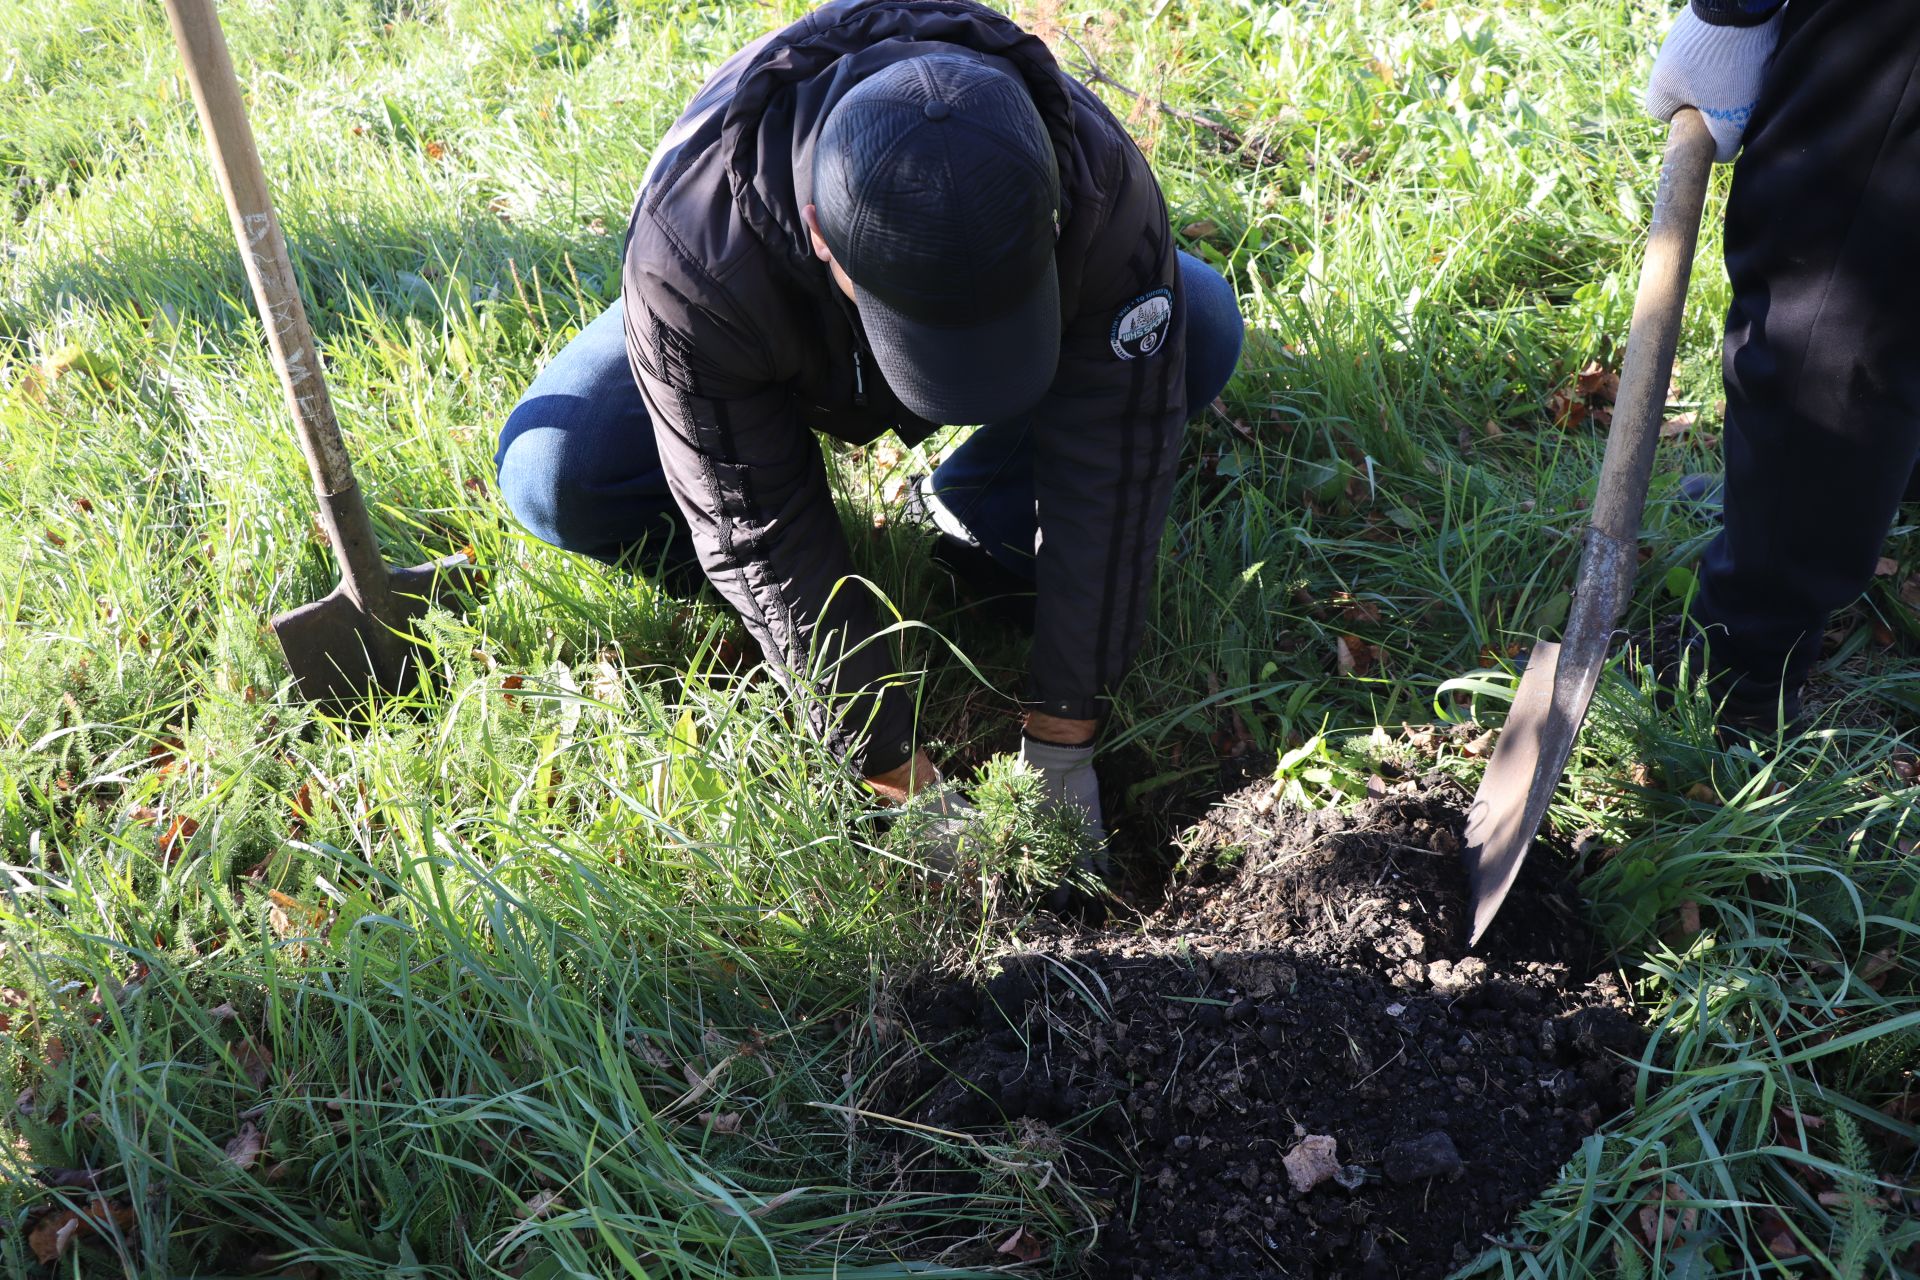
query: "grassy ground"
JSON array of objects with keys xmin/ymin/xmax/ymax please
[{"xmin": 2, "ymin": 0, "xmax": 1917, "ymax": 1276}]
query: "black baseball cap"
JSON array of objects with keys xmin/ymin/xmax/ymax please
[{"xmin": 813, "ymin": 54, "xmax": 1062, "ymax": 425}]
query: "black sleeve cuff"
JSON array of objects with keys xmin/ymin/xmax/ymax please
[
  {"xmin": 1690, "ymin": 0, "xmax": 1784, "ymax": 27},
  {"xmin": 848, "ymin": 684, "xmax": 917, "ymax": 779}
]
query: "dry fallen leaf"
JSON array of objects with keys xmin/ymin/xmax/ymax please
[
  {"xmin": 1754, "ymin": 1208, "xmax": 1799, "ymax": 1258},
  {"xmin": 1576, "ymin": 360, "xmax": 1620, "ymax": 406},
  {"xmin": 234, "ymin": 1037, "xmax": 273, "ymax": 1089},
  {"xmin": 705, "ymin": 1110, "xmax": 742, "ymax": 1134},
  {"xmin": 1284, "ymin": 1134, "xmax": 1341, "ymax": 1194},
  {"xmin": 1548, "ymin": 388, "xmax": 1587, "ymax": 431},
  {"xmin": 267, "ymin": 890, "xmax": 328, "ymax": 938},
  {"xmin": 224, "ymin": 1121, "xmax": 263, "ymax": 1170},
  {"xmin": 995, "ymin": 1226, "xmax": 1048, "ymax": 1262},
  {"xmin": 1637, "ymin": 1181, "xmax": 1698, "ymax": 1249},
  {"xmin": 1334, "ymin": 635, "xmax": 1377, "ymax": 678},
  {"xmin": 0, "ymin": 986, "xmax": 27, "ymax": 1036},
  {"xmin": 158, "ymin": 814, "xmax": 200, "ymax": 863},
  {"xmin": 1658, "ymin": 412, "xmax": 1697, "ymax": 441},
  {"xmin": 746, "ymin": 1186, "xmax": 807, "ymax": 1219},
  {"xmin": 518, "ymin": 1189, "xmax": 562, "ymax": 1220},
  {"xmin": 26, "ymin": 1199, "xmax": 135, "ymax": 1264},
  {"xmin": 1669, "ymin": 899, "xmax": 1703, "ymax": 943}
]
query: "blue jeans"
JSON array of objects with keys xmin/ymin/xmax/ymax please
[{"xmin": 496, "ymin": 251, "xmax": 1245, "ymax": 586}]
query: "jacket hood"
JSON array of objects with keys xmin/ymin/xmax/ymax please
[{"xmin": 720, "ymin": 0, "xmax": 1078, "ymax": 270}]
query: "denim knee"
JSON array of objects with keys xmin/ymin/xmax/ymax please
[
  {"xmin": 495, "ymin": 404, "xmax": 586, "ymax": 553},
  {"xmin": 1178, "ymin": 250, "xmax": 1245, "ymax": 411}
]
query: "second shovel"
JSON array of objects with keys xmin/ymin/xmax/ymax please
[{"xmin": 164, "ymin": 0, "xmax": 479, "ymax": 707}]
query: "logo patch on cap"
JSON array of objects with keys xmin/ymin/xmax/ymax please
[{"xmin": 1110, "ymin": 288, "xmax": 1173, "ymax": 360}]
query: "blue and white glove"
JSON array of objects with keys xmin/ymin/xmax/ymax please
[
  {"xmin": 1018, "ymin": 736, "xmax": 1108, "ymax": 861},
  {"xmin": 1644, "ymin": 6, "xmax": 1785, "ymax": 163}
]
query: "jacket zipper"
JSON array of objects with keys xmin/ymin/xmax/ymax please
[{"xmin": 831, "ymin": 291, "xmax": 871, "ymax": 408}]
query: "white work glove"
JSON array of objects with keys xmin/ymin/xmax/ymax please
[
  {"xmin": 885, "ymin": 781, "xmax": 979, "ymax": 873},
  {"xmin": 1644, "ymin": 7, "xmax": 1784, "ymax": 163},
  {"xmin": 1018, "ymin": 736, "xmax": 1108, "ymax": 855}
]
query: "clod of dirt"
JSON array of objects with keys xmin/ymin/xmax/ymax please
[
  {"xmin": 1382, "ymin": 1131, "xmax": 1462, "ymax": 1185},
  {"xmin": 892, "ymin": 780, "xmax": 1644, "ymax": 1279}
]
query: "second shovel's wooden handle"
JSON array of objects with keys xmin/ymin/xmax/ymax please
[
  {"xmin": 1588, "ymin": 107, "xmax": 1718, "ymax": 545},
  {"xmin": 163, "ymin": 0, "xmax": 397, "ymax": 616},
  {"xmin": 163, "ymin": 0, "xmax": 354, "ymax": 497}
]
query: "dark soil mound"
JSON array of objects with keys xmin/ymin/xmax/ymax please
[{"xmin": 894, "ymin": 780, "xmax": 1642, "ymax": 1279}]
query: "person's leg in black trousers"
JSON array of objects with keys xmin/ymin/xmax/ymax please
[{"xmin": 1693, "ymin": 0, "xmax": 1920, "ymax": 713}]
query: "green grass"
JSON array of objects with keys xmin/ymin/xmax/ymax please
[{"xmin": 3, "ymin": 0, "xmax": 1918, "ymax": 1276}]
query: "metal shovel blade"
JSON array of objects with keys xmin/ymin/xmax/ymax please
[
  {"xmin": 271, "ymin": 554, "xmax": 478, "ymax": 710},
  {"xmin": 1462, "ymin": 531, "xmax": 1637, "ymax": 945},
  {"xmin": 1461, "ymin": 640, "xmax": 1566, "ymax": 945}
]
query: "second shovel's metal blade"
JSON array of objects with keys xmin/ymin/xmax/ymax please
[
  {"xmin": 1460, "ymin": 631, "xmax": 1611, "ymax": 945},
  {"xmin": 271, "ymin": 555, "xmax": 477, "ymax": 711},
  {"xmin": 271, "ymin": 582, "xmax": 396, "ymax": 709}
]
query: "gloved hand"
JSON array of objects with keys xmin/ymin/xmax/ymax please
[
  {"xmin": 885, "ymin": 780, "xmax": 980, "ymax": 873},
  {"xmin": 1018, "ymin": 736, "xmax": 1108, "ymax": 852},
  {"xmin": 1644, "ymin": 7, "xmax": 1784, "ymax": 163}
]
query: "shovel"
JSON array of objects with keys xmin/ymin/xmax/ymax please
[
  {"xmin": 163, "ymin": 0, "xmax": 477, "ymax": 708},
  {"xmin": 1462, "ymin": 108, "xmax": 1716, "ymax": 945}
]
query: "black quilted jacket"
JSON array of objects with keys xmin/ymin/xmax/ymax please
[{"xmin": 622, "ymin": 0, "xmax": 1187, "ymax": 774}]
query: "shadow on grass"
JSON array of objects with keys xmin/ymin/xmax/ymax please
[{"xmin": 7, "ymin": 204, "xmax": 626, "ymax": 353}]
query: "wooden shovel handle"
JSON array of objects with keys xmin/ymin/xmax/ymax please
[
  {"xmin": 1589, "ymin": 108, "xmax": 1717, "ymax": 544},
  {"xmin": 162, "ymin": 0, "xmax": 393, "ymax": 609}
]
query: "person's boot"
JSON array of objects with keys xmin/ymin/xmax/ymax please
[
  {"xmin": 1629, "ymin": 613, "xmax": 1806, "ymax": 744},
  {"xmin": 1675, "ymin": 472, "xmax": 1723, "ymax": 517}
]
